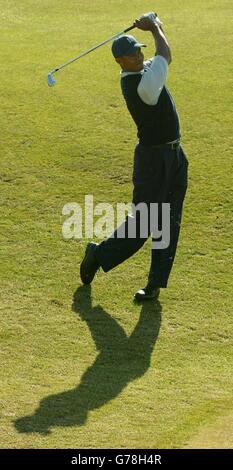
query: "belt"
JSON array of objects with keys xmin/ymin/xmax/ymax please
[
  {"xmin": 165, "ymin": 140, "xmax": 180, "ymax": 150},
  {"xmin": 149, "ymin": 139, "xmax": 181, "ymax": 150}
]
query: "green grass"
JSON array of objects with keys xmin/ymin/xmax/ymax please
[{"xmin": 0, "ymin": 0, "xmax": 233, "ymax": 448}]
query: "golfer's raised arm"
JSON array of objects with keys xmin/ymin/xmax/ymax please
[
  {"xmin": 151, "ymin": 23, "xmax": 172, "ymax": 65},
  {"xmin": 135, "ymin": 15, "xmax": 172, "ymax": 106},
  {"xmin": 134, "ymin": 15, "xmax": 171, "ymax": 63}
]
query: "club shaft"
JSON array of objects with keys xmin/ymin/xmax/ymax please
[{"xmin": 50, "ymin": 25, "xmax": 135, "ymax": 74}]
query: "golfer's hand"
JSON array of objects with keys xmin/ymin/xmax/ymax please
[{"xmin": 134, "ymin": 12, "xmax": 163, "ymax": 31}]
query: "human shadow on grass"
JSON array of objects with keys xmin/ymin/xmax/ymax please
[{"xmin": 14, "ymin": 285, "xmax": 161, "ymax": 435}]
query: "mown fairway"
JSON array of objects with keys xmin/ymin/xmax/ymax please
[{"xmin": 1, "ymin": 0, "xmax": 233, "ymax": 448}]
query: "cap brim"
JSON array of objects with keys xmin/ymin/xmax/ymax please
[
  {"xmin": 135, "ymin": 43, "xmax": 147, "ymax": 48},
  {"xmin": 125, "ymin": 42, "xmax": 146, "ymax": 56},
  {"xmin": 126, "ymin": 43, "xmax": 146, "ymax": 56}
]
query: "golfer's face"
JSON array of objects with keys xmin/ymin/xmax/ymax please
[{"xmin": 119, "ymin": 48, "xmax": 144, "ymax": 72}]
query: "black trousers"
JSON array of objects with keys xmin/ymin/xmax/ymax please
[{"xmin": 96, "ymin": 143, "xmax": 188, "ymax": 288}]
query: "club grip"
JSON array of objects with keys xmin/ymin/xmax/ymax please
[{"xmin": 123, "ymin": 25, "xmax": 136, "ymax": 33}]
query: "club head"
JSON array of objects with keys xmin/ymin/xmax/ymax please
[{"xmin": 47, "ymin": 73, "xmax": 56, "ymax": 87}]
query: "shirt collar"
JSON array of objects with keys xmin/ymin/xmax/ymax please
[
  {"xmin": 120, "ymin": 60, "xmax": 153, "ymax": 78},
  {"xmin": 120, "ymin": 69, "xmax": 144, "ymax": 78}
]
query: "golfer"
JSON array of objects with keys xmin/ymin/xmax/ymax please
[{"xmin": 80, "ymin": 12, "xmax": 188, "ymax": 301}]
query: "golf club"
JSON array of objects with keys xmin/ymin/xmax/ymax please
[{"xmin": 47, "ymin": 24, "xmax": 135, "ymax": 87}]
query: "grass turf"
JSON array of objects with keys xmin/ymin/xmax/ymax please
[{"xmin": 0, "ymin": 0, "xmax": 233, "ymax": 448}]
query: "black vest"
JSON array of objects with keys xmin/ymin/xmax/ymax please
[{"xmin": 121, "ymin": 70, "xmax": 180, "ymax": 146}]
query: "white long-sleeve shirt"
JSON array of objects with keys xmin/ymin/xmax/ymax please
[{"xmin": 121, "ymin": 55, "xmax": 168, "ymax": 106}]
